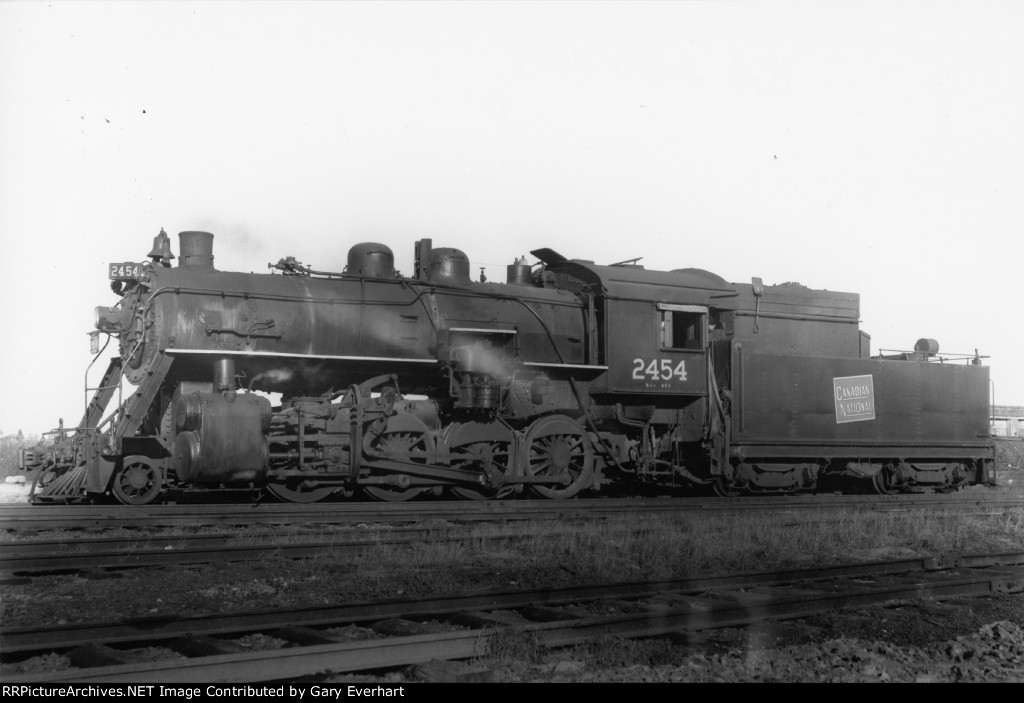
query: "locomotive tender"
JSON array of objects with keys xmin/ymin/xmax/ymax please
[{"xmin": 24, "ymin": 230, "xmax": 995, "ymax": 504}]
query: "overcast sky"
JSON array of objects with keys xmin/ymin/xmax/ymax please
[{"xmin": 1, "ymin": 1, "xmax": 1021, "ymax": 436}]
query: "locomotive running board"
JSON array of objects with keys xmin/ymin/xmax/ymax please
[{"xmin": 164, "ymin": 349, "xmax": 438, "ymax": 364}]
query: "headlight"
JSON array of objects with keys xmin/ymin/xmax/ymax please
[{"xmin": 94, "ymin": 306, "xmax": 121, "ymax": 332}]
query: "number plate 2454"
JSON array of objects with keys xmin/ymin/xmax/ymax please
[{"xmin": 109, "ymin": 262, "xmax": 143, "ymax": 280}]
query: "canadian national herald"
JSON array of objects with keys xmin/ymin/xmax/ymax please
[{"xmin": 833, "ymin": 374, "xmax": 875, "ymax": 423}]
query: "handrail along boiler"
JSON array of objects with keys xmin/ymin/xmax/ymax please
[{"xmin": 22, "ymin": 230, "xmax": 995, "ymax": 503}]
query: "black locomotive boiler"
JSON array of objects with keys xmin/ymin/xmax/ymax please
[{"xmin": 23, "ymin": 230, "xmax": 995, "ymax": 504}]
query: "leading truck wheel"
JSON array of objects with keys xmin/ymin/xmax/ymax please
[
  {"xmin": 111, "ymin": 456, "xmax": 163, "ymax": 505},
  {"xmin": 524, "ymin": 414, "xmax": 594, "ymax": 500}
]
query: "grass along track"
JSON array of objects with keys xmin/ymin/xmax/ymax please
[
  {"xmin": 3, "ymin": 506, "xmax": 1024, "ymax": 629},
  {"xmin": 3, "ymin": 495, "xmax": 1023, "ymax": 576}
]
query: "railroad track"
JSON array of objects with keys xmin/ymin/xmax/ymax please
[
  {"xmin": 0, "ymin": 526, "xmax": 575, "ymax": 575},
  {"xmin": 3, "ymin": 551, "xmax": 1022, "ymax": 682},
  {"xmin": 2, "ymin": 492, "xmax": 1020, "ymax": 532}
]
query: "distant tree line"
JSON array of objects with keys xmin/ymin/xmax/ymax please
[{"xmin": 0, "ymin": 432, "xmax": 43, "ymax": 479}]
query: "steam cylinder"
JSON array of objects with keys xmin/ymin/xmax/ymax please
[{"xmin": 172, "ymin": 392, "xmax": 271, "ymax": 484}]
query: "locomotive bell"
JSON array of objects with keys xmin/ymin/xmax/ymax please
[
  {"xmin": 147, "ymin": 228, "xmax": 175, "ymax": 266},
  {"xmin": 346, "ymin": 242, "xmax": 395, "ymax": 278}
]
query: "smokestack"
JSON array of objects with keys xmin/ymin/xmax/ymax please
[{"xmin": 178, "ymin": 231, "xmax": 215, "ymax": 269}]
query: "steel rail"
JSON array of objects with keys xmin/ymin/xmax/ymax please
[
  {"xmin": 1, "ymin": 492, "xmax": 1019, "ymax": 531},
  {"xmin": 0, "ymin": 525, "xmax": 446, "ymax": 553},
  {"xmin": 0, "ymin": 529, "xmax": 585, "ymax": 573}
]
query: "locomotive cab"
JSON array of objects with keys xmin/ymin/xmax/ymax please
[
  {"xmin": 599, "ymin": 302, "xmax": 708, "ymax": 397},
  {"xmin": 529, "ymin": 254, "xmax": 731, "ymax": 405}
]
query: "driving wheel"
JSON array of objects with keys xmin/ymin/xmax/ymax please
[
  {"xmin": 444, "ymin": 421, "xmax": 515, "ymax": 500},
  {"xmin": 523, "ymin": 414, "xmax": 594, "ymax": 499}
]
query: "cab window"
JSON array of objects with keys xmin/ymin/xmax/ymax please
[{"xmin": 660, "ymin": 309, "xmax": 704, "ymax": 351}]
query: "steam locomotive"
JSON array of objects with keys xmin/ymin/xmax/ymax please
[{"xmin": 23, "ymin": 230, "xmax": 995, "ymax": 504}]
